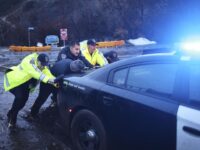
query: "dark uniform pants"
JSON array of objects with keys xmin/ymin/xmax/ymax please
[
  {"xmin": 7, "ymin": 80, "xmax": 33, "ymax": 124},
  {"xmin": 30, "ymin": 82, "xmax": 57, "ymax": 116}
]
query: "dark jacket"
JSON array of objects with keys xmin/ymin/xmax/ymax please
[
  {"xmin": 57, "ymin": 47, "xmax": 93, "ymax": 68},
  {"xmin": 50, "ymin": 59, "xmax": 73, "ymax": 77}
]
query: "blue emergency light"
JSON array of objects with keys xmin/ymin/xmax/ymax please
[{"xmin": 181, "ymin": 42, "xmax": 200, "ymax": 52}]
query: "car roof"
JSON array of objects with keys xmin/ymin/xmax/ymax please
[
  {"xmin": 107, "ymin": 52, "xmax": 200, "ymax": 67},
  {"xmin": 66, "ymin": 53, "xmax": 200, "ymax": 83},
  {"xmin": 86, "ymin": 53, "xmax": 200, "ymax": 80},
  {"xmin": 114, "ymin": 53, "xmax": 178, "ymax": 65}
]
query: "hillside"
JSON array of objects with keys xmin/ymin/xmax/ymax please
[{"xmin": 0, "ymin": 0, "xmax": 200, "ymax": 46}]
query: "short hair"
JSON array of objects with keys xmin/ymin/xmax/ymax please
[{"xmin": 69, "ymin": 40, "xmax": 80, "ymax": 47}]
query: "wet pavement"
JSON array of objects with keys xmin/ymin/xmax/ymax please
[{"xmin": 0, "ymin": 71, "xmax": 72, "ymax": 150}]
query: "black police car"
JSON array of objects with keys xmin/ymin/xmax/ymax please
[{"xmin": 57, "ymin": 52, "xmax": 200, "ymax": 150}]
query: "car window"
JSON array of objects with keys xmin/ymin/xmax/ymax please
[
  {"xmin": 126, "ymin": 63, "xmax": 177, "ymax": 98},
  {"xmin": 112, "ymin": 68, "xmax": 129, "ymax": 87},
  {"xmin": 189, "ymin": 64, "xmax": 200, "ymax": 107}
]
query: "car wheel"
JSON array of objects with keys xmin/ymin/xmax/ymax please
[{"xmin": 71, "ymin": 110, "xmax": 106, "ymax": 150}]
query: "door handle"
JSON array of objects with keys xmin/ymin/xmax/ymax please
[
  {"xmin": 102, "ymin": 96, "xmax": 114, "ymax": 106},
  {"xmin": 183, "ymin": 126, "xmax": 200, "ymax": 137}
]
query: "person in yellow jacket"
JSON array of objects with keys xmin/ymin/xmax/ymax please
[
  {"xmin": 4, "ymin": 53, "xmax": 55, "ymax": 128},
  {"xmin": 81, "ymin": 39, "xmax": 108, "ymax": 67}
]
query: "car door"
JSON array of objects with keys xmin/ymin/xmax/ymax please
[
  {"xmin": 177, "ymin": 63, "xmax": 200, "ymax": 150},
  {"xmin": 97, "ymin": 67, "xmax": 129, "ymax": 149},
  {"xmin": 100, "ymin": 61, "xmax": 181, "ymax": 150},
  {"xmin": 122, "ymin": 62, "xmax": 181, "ymax": 150}
]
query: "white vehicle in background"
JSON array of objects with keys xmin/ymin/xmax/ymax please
[{"xmin": 45, "ymin": 35, "xmax": 59, "ymax": 47}]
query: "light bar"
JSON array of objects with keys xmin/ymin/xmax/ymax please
[{"xmin": 181, "ymin": 42, "xmax": 200, "ymax": 51}]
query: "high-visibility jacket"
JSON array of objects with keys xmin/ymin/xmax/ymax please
[
  {"xmin": 82, "ymin": 46, "xmax": 108, "ymax": 67},
  {"xmin": 4, "ymin": 53, "xmax": 54, "ymax": 91}
]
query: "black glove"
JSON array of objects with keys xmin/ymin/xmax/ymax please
[{"xmin": 54, "ymin": 74, "xmax": 65, "ymax": 83}]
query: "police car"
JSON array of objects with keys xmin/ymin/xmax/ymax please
[{"xmin": 57, "ymin": 44, "xmax": 200, "ymax": 150}]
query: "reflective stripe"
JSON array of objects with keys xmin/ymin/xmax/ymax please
[
  {"xmin": 33, "ymin": 64, "xmax": 42, "ymax": 73},
  {"xmin": 19, "ymin": 65, "xmax": 23, "ymax": 70},
  {"xmin": 30, "ymin": 58, "xmax": 35, "ymax": 65},
  {"xmin": 30, "ymin": 58, "xmax": 42, "ymax": 73},
  {"xmin": 30, "ymin": 58, "xmax": 46, "ymax": 81},
  {"xmin": 39, "ymin": 74, "xmax": 46, "ymax": 81},
  {"xmin": 5, "ymin": 74, "xmax": 10, "ymax": 87}
]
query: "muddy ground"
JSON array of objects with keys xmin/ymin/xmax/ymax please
[{"xmin": 0, "ymin": 71, "xmax": 72, "ymax": 150}]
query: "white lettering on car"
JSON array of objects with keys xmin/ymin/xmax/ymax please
[{"xmin": 64, "ymin": 81, "xmax": 85, "ymax": 91}]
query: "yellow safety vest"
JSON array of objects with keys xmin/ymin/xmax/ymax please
[
  {"xmin": 4, "ymin": 53, "xmax": 54, "ymax": 91},
  {"xmin": 82, "ymin": 46, "xmax": 108, "ymax": 67}
]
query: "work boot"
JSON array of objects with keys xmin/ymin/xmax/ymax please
[
  {"xmin": 8, "ymin": 119, "xmax": 16, "ymax": 128},
  {"xmin": 7, "ymin": 111, "xmax": 17, "ymax": 128}
]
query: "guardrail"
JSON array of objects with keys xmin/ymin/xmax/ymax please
[{"xmin": 9, "ymin": 46, "xmax": 51, "ymax": 52}]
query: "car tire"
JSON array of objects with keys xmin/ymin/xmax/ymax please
[{"xmin": 71, "ymin": 109, "xmax": 106, "ymax": 150}]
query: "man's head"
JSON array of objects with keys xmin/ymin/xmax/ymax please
[
  {"xmin": 70, "ymin": 59, "xmax": 85, "ymax": 72},
  {"xmin": 104, "ymin": 51, "xmax": 119, "ymax": 63},
  {"xmin": 87, "ymin": 39, "xmax": 98, "ymax": 54},
  {"xmin": 69, "ymin": 41, "xmax": 80, "ymax": 57},
  {"xmin": 37, "ymin": 53, "xmax": 49, "ymax": 69}
]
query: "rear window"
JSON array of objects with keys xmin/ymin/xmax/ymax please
[
  {"xmin": 112, "ymin": 68, "xmax": 129, "ymax": 87},
  {"xmin": 126, "ymin": 63, "xmax": 177, "ymax": 98}
]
